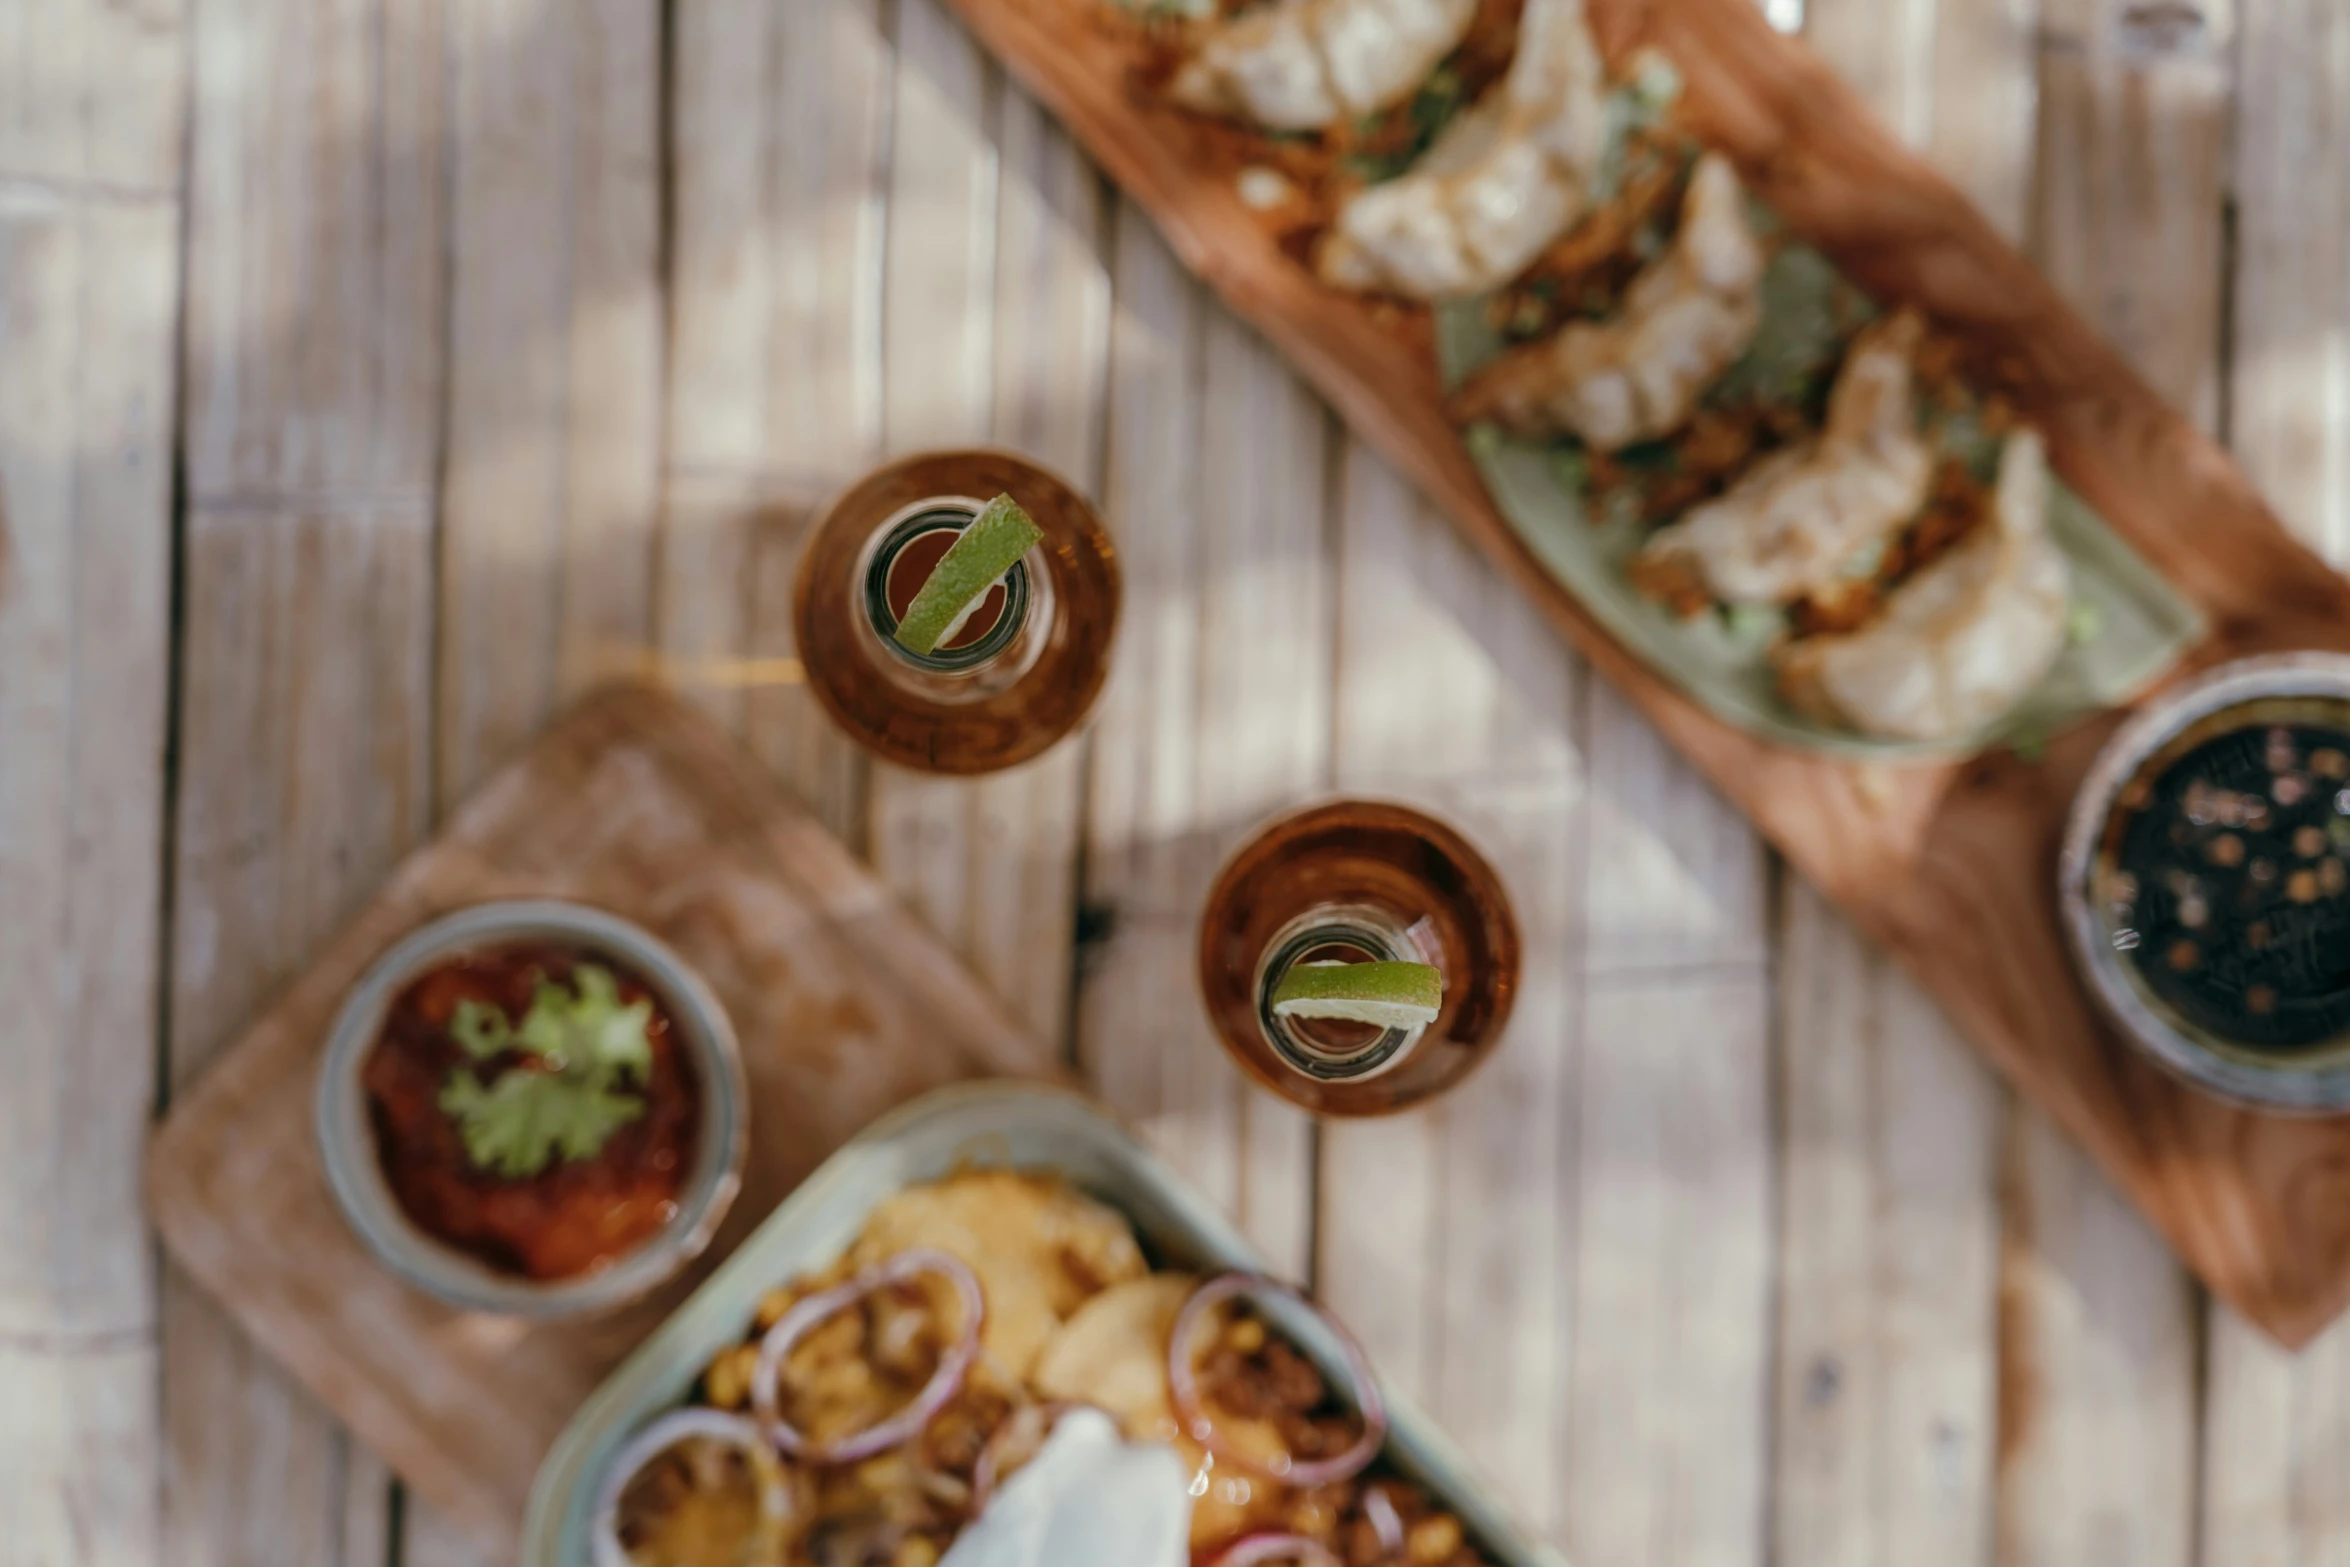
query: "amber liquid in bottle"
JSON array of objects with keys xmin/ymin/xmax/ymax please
[
  {"xmin": 1197, "ymin": 800, "xmax": 1520, "ymax": 1117},
  {"xmin": 794, "ymin": 449, "xmax": 1121, "ymax": 775}
]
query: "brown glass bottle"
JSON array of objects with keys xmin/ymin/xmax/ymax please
[
  {"xmin": 1197, "ymin": 800, "xmax": 1520, "ymax": 1116},
  {"xmin": 794, "ymin": 449, "xmax": 1121, "ymax": 775}
]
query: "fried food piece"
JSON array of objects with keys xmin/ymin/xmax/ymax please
[
  {"xmin": 1450, "ymin": 153, "xmax": 1765, "ymax": 449},
  {"xmin": 1033, "ymin": 1273, "xmax": 1295, "ymax": 1549},
  {"xmin": 1776, "ymin": 430, "xmax": 2070, "ymax": 742},
  {"xmin": 1634, "ymin": 309, "xmax": 1934, "ymax": 606},
  {"xmin": 846, "ymin": 1172, "xmax": 1147, "ymax": 1385},
  {"xmin": 1171, "ymin": 0, "xmax": 1479, "ymax": 131},
  {"xmin": 1318, "ymin": 0, "xmax": 1609, "ymax": 299}
]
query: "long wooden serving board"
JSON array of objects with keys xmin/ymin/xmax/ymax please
[
  {"xmin": 144, "ymin": 686, "xmax": 1060, "ymax": 1554},
  {"xmin": 943, "ymin": 0, "xmax": 2350, "ymax": 1347}
]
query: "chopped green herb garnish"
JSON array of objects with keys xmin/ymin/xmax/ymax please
[
  {"xmin": 2011, "ymin": 729, "xmax": 2049, "ymax": 763},
  {"xmin": 1724, "ymin": 605, "xmax": 1786, "ymax": 644},
  {"xmin": 436, "ymin": 963, "xmax": 655, "ymax": 1179},
  {"xmin": 1464, "ymin": 422, "xmax": 1503, "ymax": 460},
  {"xmin": 451, "ymin": 998, "xmax": 513, "ymax": 1059},
  {"xmin": 438, "ymin": 1068, "xmax": 646, "ymax": 1180},
  {"xmin": 2066, "ymin": 598, "xmax": 2106, "ymax": 647}
]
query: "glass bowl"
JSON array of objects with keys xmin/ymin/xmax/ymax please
[{"xmin": 315, "ymin": 900, "xmax": 748, "ymax": 1316}]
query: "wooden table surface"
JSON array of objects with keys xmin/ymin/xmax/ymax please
[{"xmin": 5, "ymin": 0, "xmax": 2348, "ymax": 1563}]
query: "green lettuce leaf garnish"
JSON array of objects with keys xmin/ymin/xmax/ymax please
[{"xmin": 437, "ymin": 964, "xmax": 655, "ymax": 1179}]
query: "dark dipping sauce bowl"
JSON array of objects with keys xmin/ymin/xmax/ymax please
[
  {"xmin": 316, "ymin": 903, "xmax": 747, "ymax": 1316},
  {"xmin": 2062, "ymin": 654, "xmax": 2350, "ymax": 1113}
]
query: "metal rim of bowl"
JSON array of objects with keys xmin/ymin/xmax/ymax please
[
  {"xmin": 313, "ymin": 900, "xmax": 749, "ymax": 1317},
  {"xmin": 2059, "ymin": 651, "xmax": 2350, "ymax": 1114}
]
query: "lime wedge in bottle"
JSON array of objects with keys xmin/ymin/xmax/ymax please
[
  {"xmin": 891, "ymin": 493, "xmax": 1045, "ymax": 658},
  {"xmin": 1269, "ymin": 960, "xmax": 1443, "ymax": 1029}
]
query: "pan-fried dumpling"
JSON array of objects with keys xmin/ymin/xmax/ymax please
[
  {"xmin": 1449, "ymin": 152, "xmax": 1766, "ymax": 449},
  {"xmin": 1170, "ymin": 0, "xmax": 1479, "ymax": 132},
  {"xmin": 1776, "ymin": 430, "xmax": 2070, "ymax": 743},
  {"xmin": 1634, "ymin": 309, "xmax": 1934, "ymax": 606},
  {"xmin": 1317, "ymin": 0, "xmax": 1609, "ymax": 299}
]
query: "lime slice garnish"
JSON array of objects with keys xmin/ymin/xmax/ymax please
[
  {"xmin": 891, "ymin": 494, "xmax": 1045, "ymax": 657},
  {"xmin": 1269, "ymin": 961, "xmax": 1443, "ymax": 1029}
]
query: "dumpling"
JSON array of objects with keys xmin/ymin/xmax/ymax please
[
  {"xmin": 1449, "ymin": 152, "xmax": 1766, "ymax": 449},
  {"xmin": 1170, "ymin": 0, "xmax": 1479, "ymax": 132},
  {"xmin": 1776, "ymin": 430, "xmax": 2070, "ymax": 743},
  {"xmin": 1633, "ymin": 309, "xmax": 1934, "ymax": 606},
  {"xmin": 1317, "ymin": 0, "xmax": 1610, "ymax": 299}
]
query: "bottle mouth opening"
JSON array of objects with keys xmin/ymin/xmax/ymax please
[
  {"xmin": 862, "ymin": 503, "xmax": 1033, "ymax": 674},
  {"xmin": 1254, "ymin": 918, "xmax": 1423, "ymax": 1083}
]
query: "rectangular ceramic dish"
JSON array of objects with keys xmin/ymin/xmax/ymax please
[{"xmin": 522, "ymin": 1081, "xmax": 1569, "ymax": 1566}]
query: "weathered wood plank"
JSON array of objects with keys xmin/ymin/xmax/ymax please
[
  {"xmin": 660, "ymin": 0, "xmax": 888, "ymax": 840},
  {"xmin": 1773, "ymin": 881, "xmax": 2002, "ymax": 1567},
  {"xmin": 2201, "ymin": 5, "xmax": 2350, "ymax": 1562},
  {"xmin": 0, "ymin": 0, "xmax": 185, "ymax": 193},
  {"xmin": 865, "ymin": 0, "xmax": 1100, "ymax": 1050},
  {"xmin": 1567, "ymin": 972, "xmax": 1773, "ymax": 1567},
  {"xmin": 1075, "ymin": 202, "xmax": 1321, "ymax": 1279},
  {"xmin": 0, "ymin": 149, "xmax": 180, "ymax": 1567},
  {"xmin": 1991, "ymin": 1, "xmax": 2229, "ymax": 1560},
  {"xmin": 865, "ymin": 0, "xmax": 1006, "ymax": 984},
  {"xmin": 434, "ymin": 0, "xmax": 664, "ymax": 808},
  {"xmin": 180, "ymin": 0, "xmax": 444, "ymax": 505},
  {"xmin": 1315, "ymin": 440, "xmax": 1582, "ymax": 1534},
  {"xmin": 167, "ymin": 0, "xmax": 446, "ymax": 1562},
  {"xmin": 1768, "ymin": 4, "xmax": 2015, "ymax": 1561},
  {"xmin": 167, "ymin": 508, "xmax": 438, "ymax": 1567}
]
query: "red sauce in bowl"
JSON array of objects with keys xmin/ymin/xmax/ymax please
[{"xmin": 359, "ymin": 941, "xmax": 703, "ymax": 1281}]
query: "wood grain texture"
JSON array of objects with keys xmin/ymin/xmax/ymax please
[
  {"xmin": 146, "ymin": 687, "xmax": 1060, "ymax": 1554},
  {"xmin": 1315, "ymin": 441, "xmax": 1584, "ymax": 1538},
  {"xmin": 1990, "ymin": 2, "xmax": 2221, "ymax": 1560},
  {"xmin": 435, "ymin": 0, "xmax": 664, "ymax": 809},
  {"xmin": 1769, "ymin": 5, "xmax": 2011, "ymax": 1561},
  {"xmin": 937, "ymin": 0, "xmax": 2350, "ymax": 1346},
  {"xmin": 0, "ymin": 56, "xmax": 181, "ymax": 1558},
  {"xmin": 1074, "ymin": 201, "xmax": 1320, "ymax": 1280},
  {"xmin": 2201, "ymin": 5, "xmax": 2350, "ymax": 1559},
  {"xmin": 659, "ymin": 0, "xmax": 890, "ymax": 842},
  {"xmin": 168, "ymin": 0, "xmax": 448, "ymax": 1562},
  {"xmin": 0, "ymin": 0, "xmax": 185, "ymax": 194}
]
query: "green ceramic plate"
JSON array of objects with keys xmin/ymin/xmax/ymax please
[
  {"xmin": 522, "ymin": 1082, "xmax": 1570, "ymax": 1567},
  {"xmin": 1437, "ymin": 232, "xmax": 2206, "ymax": 764}
]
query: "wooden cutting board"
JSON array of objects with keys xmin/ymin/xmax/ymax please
[
  {"xmin": 144, "ymin": 685, "xmax": 1059, "ymax": 1555},
  {"xmin": 940, "ymin": 0, "xmax": 2350, "ymax": 1346}
]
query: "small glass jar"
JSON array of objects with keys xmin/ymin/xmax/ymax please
[{"xmin": 315, "ymin": 901, "xmax": 747, "ymax": 1316}]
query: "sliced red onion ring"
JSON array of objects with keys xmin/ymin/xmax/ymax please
[
  {"xmin": 751, "ymin": 1246, "xmax": 985, "ymax": 1463},
  {"xmin": 591, "ymin": 1408, "xmax": 792, "ymax": 1567},
  {"xmin": 1167, "ymin": 1273, "xmax": 1389, "ymax": 1488},
  {"xmin": 1363, "ymin": 1485, "xmax": 1407, "ymax": 1559},
  {"xmin": 1209, "ymin": 1535, "xmax": 1344, "ymax": 1567}
]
